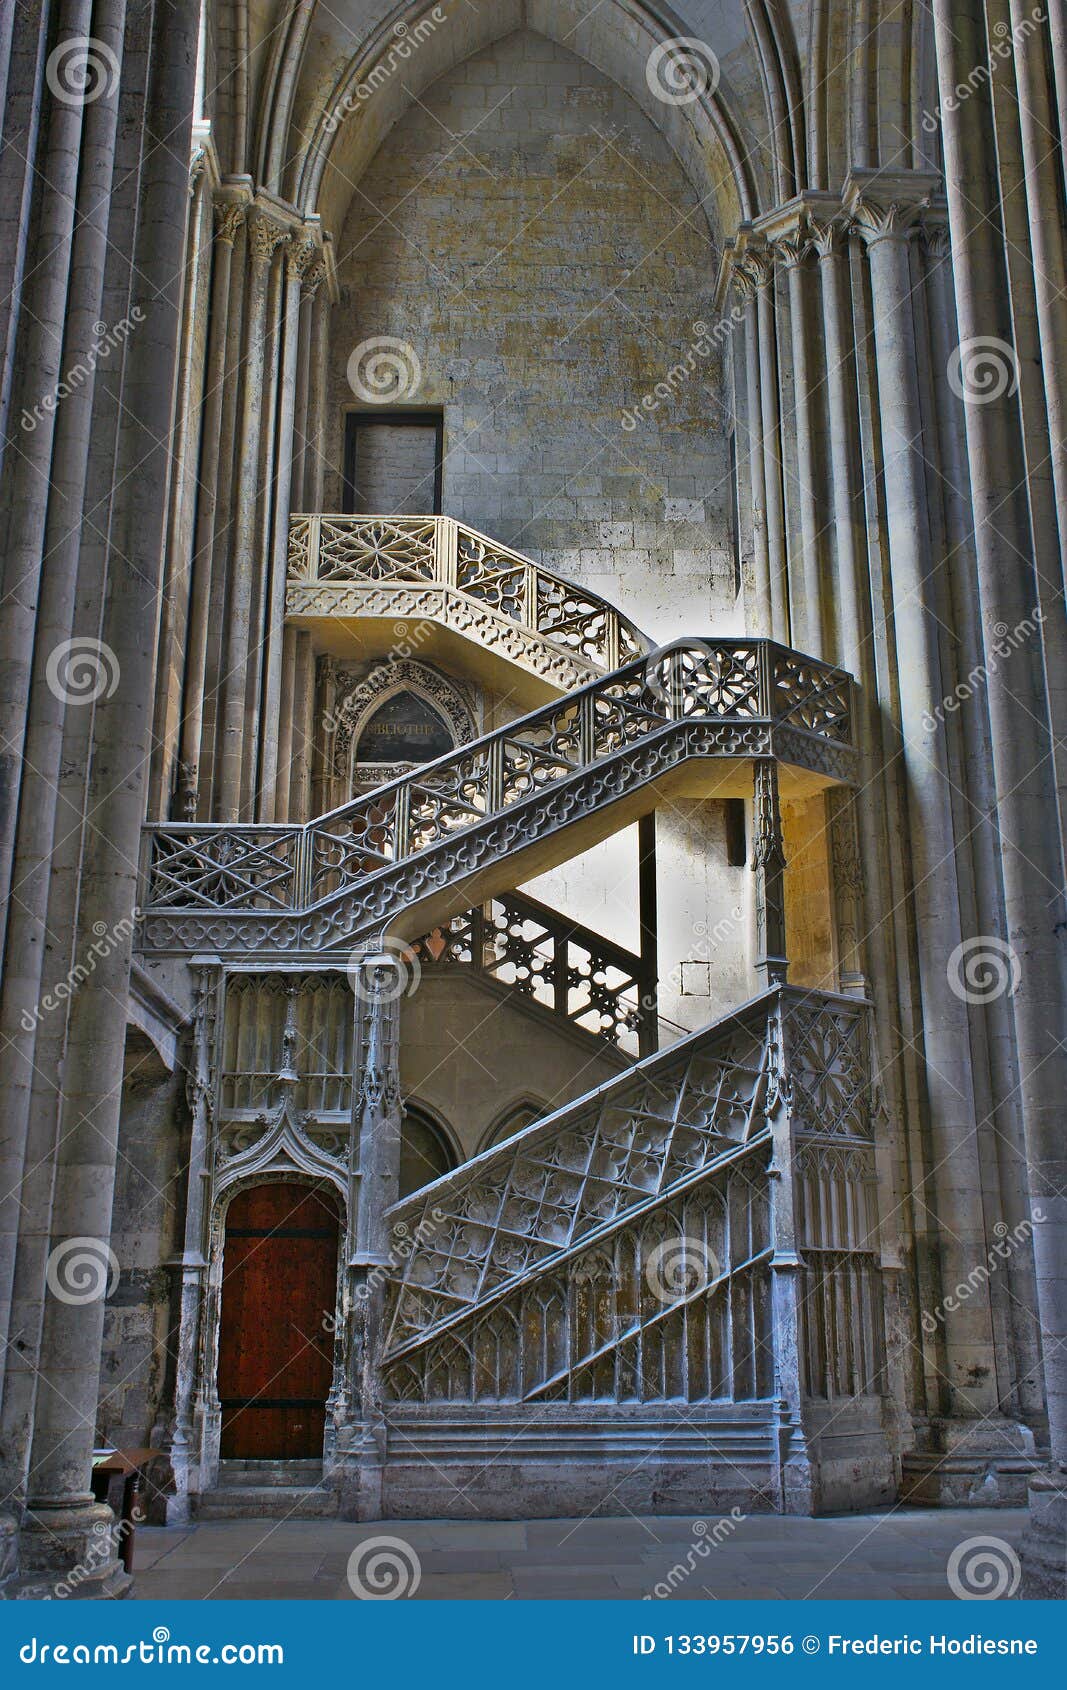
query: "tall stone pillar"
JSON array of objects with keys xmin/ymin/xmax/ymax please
[
  {"xmin": 217, "ymin": 211, "xmax": 286, "ymax": 821},
  {"xmin": 150, "ymin": 150, "xmax": 212, "ymax": 819},
  {"xmin": 177, "ymin": 199, "xmax": 245, "ymax": 820},
  {"xmin": 349, "ymin": 953, "xmax": 404, "ymax": 1519},
  {"xmin": 932, "ymin": 0, "xmax": 1067, "ymax": 1592},
  {"xmin": 0, "ymin": 0, "xmax": 96, "ymax": 955},
  {"xmin": 17, "ymin": 0, "xmax": 199, "ymax": 1591},
  {"xmin": 733, "ymin": 261, "xmax": 774, "ymax": 634},
  {"xmin": 845, "ymin": 168, "xmax": 1005, "ymax": 1436},
  {"xmin": 259, "ymin": 235, "xmax": 316, "ymax": 821},
  {"xmin": 167, "ymin": 967, "xmax": 218, "ymax": 1523},
  {"xmin": 748, "ymin": 247, "xmax": 790, "ymax": 642},
  {"xmin": 0, "ymin": 0, "xmax": 127, "ymax": 1407},
  {"xmin": 1006, "ymin": 0, "xmax": 1067, "ymax": 573},
  {"xmin": 304, "ymin": 270, "xmax": 331, "ymax": 512},
  {"xmin": 922, "ymin": 220, "xmax": 1044, "ymax": 1430},
  {"xmin": 772, "ymin": 219, "xmax": 823, "ymax": 654}
]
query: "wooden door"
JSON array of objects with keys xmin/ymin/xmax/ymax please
[{"xmin": 217, "ymin": 1183, "xmax": 339, "ymax": 1460}]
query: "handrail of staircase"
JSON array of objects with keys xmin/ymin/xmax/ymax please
[
  {"xmin": 411, "ymin": 886, "xmax": 659, "ymax": 1057},
  {"xmin": 140, "ymin": 640, "xmax": 853, "ymax": 918},
  {"xmin": 288, "ymin": 512, "xmax": 646, "ymax": 671},
  {"xmin": 378, "ymin": 983, "xmax": 875, "ymax": 1367}
]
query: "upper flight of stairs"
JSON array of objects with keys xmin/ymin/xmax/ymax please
[{"xmin": 139, "ymin": 642, "xmax": 854, "ymax": 958}]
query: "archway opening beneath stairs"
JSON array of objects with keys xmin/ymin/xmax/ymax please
[{"xmin": 216, "ymin": 1183, "xmax": 340, "ymax": 1460}]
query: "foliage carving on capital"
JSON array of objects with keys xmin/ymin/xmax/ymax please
[
  {"xmin": 286, "ymin": 236, "xmax": 318, "ymax": 280},
  {"xmin": 808, "ymin": 216, "xmax": 844, "ymax": 260},
  {"xmin": 773, "ymin": 227, "xmax": 811, "ymax": 270},
  {"xmin": 303, "ymin": 259, "xmax": 328, "ymax": 297},
  {"xmin": 922, "ymin": 218, "xmax": 952, "ymax": 260},
  {"xmin": 845, "ymin": 189, "xmax": 931, "ymax": 248},
  {"xmin": 736, "ymin": 247, "xmax": 774, "ymax": 294},
  {"xmin": 213, "ymin": 202, "xmax": 245, "ymax": 246},
  {"xmin": 248, "ymin": 213, "xmax": 288, "ymax": 265}
]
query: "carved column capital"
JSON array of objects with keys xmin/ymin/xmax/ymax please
[
  {"xmin": 190, "ymin": 148, "xmax": 208, "ymax": 197},
  {"xmin": 921, "ymin": 216, "xmax": 952, "ymax": 261},
  {"xmin": 843, "ymin": 170, "xmax": 941, "ymax": 248},
  {"xmin": 213, "ymin": 201, "xmax": 245, "ymax": 246},
  {"xmin": 808, "ymin": 215, "xmax": 845, "ymax": 261},
  {"xmin": 771, "ymin": 227, "xmax": 811, "ymax": 270},
  {"xmin": 737, "ymin": 245, "xmax": 775, "ymax": 292},
  {"xmin": 285, "ymin": 235, "xmax": 318, "ymax": 281},
  {"xmin": 248, "ymin": 212, "xmax": 288, "ymax": 266},
  {"xmin": 303, "ymin": 258, "xmax": 328, "ymax": 298}
]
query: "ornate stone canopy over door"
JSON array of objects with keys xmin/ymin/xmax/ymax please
[{"xmin": 216, "ymin": 1183, "xmax": 341, "ymax": 1460}]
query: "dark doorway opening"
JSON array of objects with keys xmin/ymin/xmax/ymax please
[{"xmin": 343, "ymin": 411, "xmax": 444, "ymax": 515}]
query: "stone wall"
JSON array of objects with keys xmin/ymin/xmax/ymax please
[{"xmin": 329, "ymin": 28, "xmax": 740, "ymax": 642}]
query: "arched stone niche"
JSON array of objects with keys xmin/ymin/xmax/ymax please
[{"xmin": 317, "ymin": 658, "xmax": 479, "ymax": 806}]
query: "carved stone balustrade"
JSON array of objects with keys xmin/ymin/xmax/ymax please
[
  {"xmin": 286, "ymin": 514, "xmax": 646, "ymax": 695},
  {"xmin": 367, "ymin": 985, "xmax": 886, "ymax": 1515},
  {"xmin": 412, "ymin": 888, "xmax": 657, "ymax": 1057},
  {"xmin": 139, "ymin": 640, "xmax": 855, "ymax": 956}
]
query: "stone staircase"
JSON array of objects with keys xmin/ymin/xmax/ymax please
[
  {"xmin": 150, "ymin": 519, "xmax": 890, "ymax": 1521},
  {"xmin": 197, "ymin": 1461, "xmax": 338, "ymax": 1520},
  {"xmin": 138, "ymin": 638, "xmax": 854, "ymax": 957}
]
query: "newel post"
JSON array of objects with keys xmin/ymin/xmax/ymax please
[
  {"xmin": 766, "ymin": 993, "xmax": 812, "ymax": 1513},
  {"xmin": 348, "ymin": 948, "xmax": 404, "ymax": 1519},
  {"xmin": 752, "ymin": 759, "xmax": 788, "ymax": 987}
]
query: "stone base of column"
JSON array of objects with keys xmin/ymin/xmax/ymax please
[
  {"xmin": 343, "ymin": 1419, "xmax": 385, "ymax": 1521},
  {"xmin": 1020, "ymin": 1469, "xmax": 1067, "ymax": 1597},
  {"xmin": 901, "ymin": 1416, "xmax": 1044, "ymax": 1507},
  {"xmin": 5, "ymin": 1499, "xmax": 131, "ymax": 1599}
]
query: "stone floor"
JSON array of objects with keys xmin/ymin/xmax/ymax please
[{"xmin": 128, "ymin": 1507, "xmax": 1028, "ymax": 1600}]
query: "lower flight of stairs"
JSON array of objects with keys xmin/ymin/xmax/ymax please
[{"xmin": 196, "ymin": 1459, "xmax": 339, "ymax": 1520}]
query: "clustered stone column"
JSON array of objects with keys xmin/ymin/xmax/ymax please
[
  {"xmin": 0, "ymin": 0, "xmax": 200, "ymax": 1593},
  {"xmin": 930, "ymin": 0, "xmax": 1067, "ymax": 1594},
  {"xmin": 725, "ymin": 162, "xmax": 1056, "ymax": 1539},
  {"xmin": 147, "ymin": 192, "xmax": 332, "ymax": 827}
]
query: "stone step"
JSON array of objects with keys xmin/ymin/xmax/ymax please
[
  {"xmin": 217, "ymin": 1459, "xmax": 323, "ymax": 1489},
  {"xmin": 196, "ymin": 1485, "xmax": 338, "ymax": 1521}
]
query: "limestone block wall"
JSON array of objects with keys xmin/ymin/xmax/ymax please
[
  {"xmin": 399, "ymin": 973, "xmax": 622, "ymax": 1160},
  {"xmin": 328, "ymin": 29, "xmax": 740, "ymax": 641}
]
